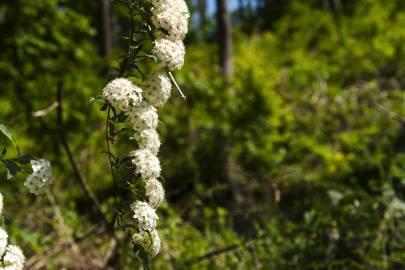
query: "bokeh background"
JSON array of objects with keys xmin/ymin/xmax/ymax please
[{"xmin": 1, "ymin": 0, "xmax": 405, "ymax": 269}]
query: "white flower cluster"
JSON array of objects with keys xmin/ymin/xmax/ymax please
[
  {"xmin": 100, "ymin": 0, "xmax": 189, "ymax": 258},
  {"xmin": 153, "ymin": 39, "xmax": 185, "ymax": 70},
  {"xmin": 131, "ymin": 201, "xmax": 159, "ymax": 232},
  {"xmin": 128, "ymin": 102, "xmax": 158, "ymax": 131},
  {"xmin": 145, "ymin": 178, "xmax": 165, "ymax": 209},
  {"xmin": 151, "ymin": 0, "xmax": 189, "ymax": 70},
  {"xmin": 131, "ymin": 149, "xmax": 161, "ymax": 179},
  {"xmin": 0, "ymin": 228, "xmax": 8, "ymax": 258},
  {"xmin": 144, "ymin": 72, "xmax": 172, "ymax": 107},
  {"xmin": 152, "ymin": 0, "xmax": 189, "ymax": 15},
  {"xmin": 24, "ymin": 159, "xmax": 52, "ymax": 195},
  {"xmin": 103, "ymin": 78, "xmax": 143, "ymax": 111},
  {"xmin": 2, "ymin": 245, "xmax": 25, "ymax": 270},
  {"xmin": 136, "ymin": 129, "xmax": 161, "ymax": 155},
  {"xmin": 0, "ymin": 194, "xmax": 25, "ymax": 270},
  {"xmin": 152, "ymin": 9, "xmax": 188, "ymax": 41},
  {"xmin": 132, "ymin": 229, "xmax": 161, "ymax": 257}
]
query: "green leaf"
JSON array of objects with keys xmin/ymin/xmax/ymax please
[
  {"xmin": 13, "ymin": 154, "xmax": 33, "ymax": 164},
  {"xmin": 1, "ymin": 159, "xmax": 19, "ymax": 179},
  {"xmin": 88, "ymin": 96, "xmax": 96, "ymax": 104},
  {"xmin": 131, "ymin": 64, "xmax": 145, "ymax": 81},
  {"xmin": 113, "ymin": 111, "xmax": 128, "ymax": 123},
  {"xmin": 119, "ymin": 155, "xmax": 132, "ymax": 165},
  {"xmin": 109, "ymin": 123, "xmax": 115, "ymax": 138},
  {"xmin": 0, "ymin": 124, "xmax": 19, "ymax": 155},
  {"xmin": 88, "ymin": 96, "xmax": 103, "ymax": 105},
  {"xmin": 0, "ymin": 124, "xmax": 15, "ymax": 144},
  {"xmin": 115, "ymin": 127, "xmax": 131, "ymax": 136},
  {"xmin": 100, "ymin": 102, "xmax": 108, "ymax": 111},
  {"xmin": 144, "ymin": 54, "xmax": 158, "ymax": 63},
  {"xmin": 1, "ymin": 147, "xmax": 6, "ymax": 157},
  {"xmin": 111, "ymin": 106, "xmax": 117, "ymax": 119}
]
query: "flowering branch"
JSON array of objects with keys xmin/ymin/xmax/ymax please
[{"xmin": 99, "ymin": 0, "xmax": 190, "ymax": 261}]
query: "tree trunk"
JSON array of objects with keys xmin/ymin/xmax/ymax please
[
  {"xmin": 238, "ymin": 0, "xmax": 245, "ymax": 20},
  {"xmin": 324, "ymin": 0, "xmax": 342, "ymax": 13},
  {"xmin": 216, "ymin": 0, "xmax": 233, "ymax": 81},
  {"xmin": 198, "ymin": 0, "xmax": 207, "ymax": 28},
  {"xmin": 247, "ymin": 0, "xmax": 253, "ymax": 18},
  {"xmin": 100, "ymin": 0, "xmax": 112, "ymax": 56}
]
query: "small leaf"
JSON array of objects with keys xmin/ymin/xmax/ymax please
[
  {"xmin": 119, "ymin": 156, "xmax": 132, "ymax": 165},
  {"xmin": 131, "ymin": 64, "xmax": 145, "ymax": 81},
  {"xmin": 100, "ymin": 102, "xmax": 108, "ymax": 111},
  {"xmin": 14, "ymin": 154, "xmax": 33, "ymax": 164},
  {"xmin": 111, "ymin": 106, "xmax": 117, "ymax": 118},
  {"xmin": 88, "ymin": 96, "xmax": 96, "ymax": 104},
  {"xmin": 129, "ymin": 44, "xmax": 139, "ymax": 50},
  {"xmin": 112, "ymin": 157, "xmax": 120, "ymax": 166},
  {"xmin": 144, "ymin": 54, "xmax": 158, "ymax": 63},
  {"xmin": 1, "ymin": 147, "xmax": 6, "ymax": 157},
  {"xmin": 109, "ymin": 123, "xmax": 115, "ymax": 138},
  {"xmin": 115, "ymin": 127, "xmax": 131, "ymax": 136},
  {"xmin": 114, "ymin": 112, "xmax": 128, "ymax": 123},
  {"xmin": 2, "ymin": 159, "xmax": 19, "ymax": 179},
  {"xmin": 0, "ymin": 124, "xmax": 15, "ymax": 145}
]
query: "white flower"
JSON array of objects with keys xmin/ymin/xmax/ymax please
[
  {"xmin": 102, "ymin": 78, "xmax": 143, "ymax": 112},
  {"xmin": 145, "ymin": 178, "xmax": 165, "ymax": 208},
  {"xmin": 132, "ymin": 229, "xmax": 161, "ymax": 257},
  {"xmin": 0, "ymin": 193, "xmax": 3, "ymax": 215},
  {"xmin": 144, "ymin": 73, "xmax": 172, "ymax": 107},
  {"xmin": 136, "ymin": 129, "xmax": 161, "ymax": 155},
  {"xmin": 131, "ymin": 149, "xmax": 161, "ymax": 179},
  {"xmin": 130, "ymin": 201, "xmax": 158, "ymax": 232},
  {"xmin": 128, "ymin": 103, "xmax": 158, "ymax": 131},
  {"xmin": 0, "ymin": 228, "xmax": 8, "ymax": 257},
  {"xmin": 24, "ymin": 159, "xmax": 52, "ymax": 195},
  {"xmin": 2, "ymin": 245, "xmax": 25, "ymax": 270},
  {"xmin": 152, "ymin": 0, "xmax": 190, "ymax": 17},
  {"xmin": 152, "ymin": 9, "xmax": 188, "ymax": 41},
  {"xmin": 153, "ymin": 38, "xmax": 185, "ymax": 70}
]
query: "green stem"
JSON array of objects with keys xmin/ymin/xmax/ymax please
[{"xmin": 106, "ymin": 105, "xmax": 117, "ymax": 187}]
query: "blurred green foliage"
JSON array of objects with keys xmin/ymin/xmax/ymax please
[{"xmin": 0, "ymin": 0, "xmax": 404, "ymax": 269}]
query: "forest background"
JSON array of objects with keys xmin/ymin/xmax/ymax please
[{"xmin": 0, "ymin": 0, "xmax": 404, "ymax": 269}]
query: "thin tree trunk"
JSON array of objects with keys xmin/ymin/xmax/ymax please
[
  {"xmin": 247, "ymin": 0, "xmax": 253, "ymax": 18},
  {"xmin": 198, "ymin": 0, "xmax": 207, "ymax": 28},
  {"xmin": 100, "ymin": 0, "xmax": 112, "ymax": 56},
  {"xmin": 238, "ymin": 0, "xmax": 245, "ymax": 20},
  {"xmin": 216, "ymin": 0, "xmax": 233, "ymax": 81},
  {"xmin": 324, "ymin": 0, "xmax": 342, "ymax": 13}
]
